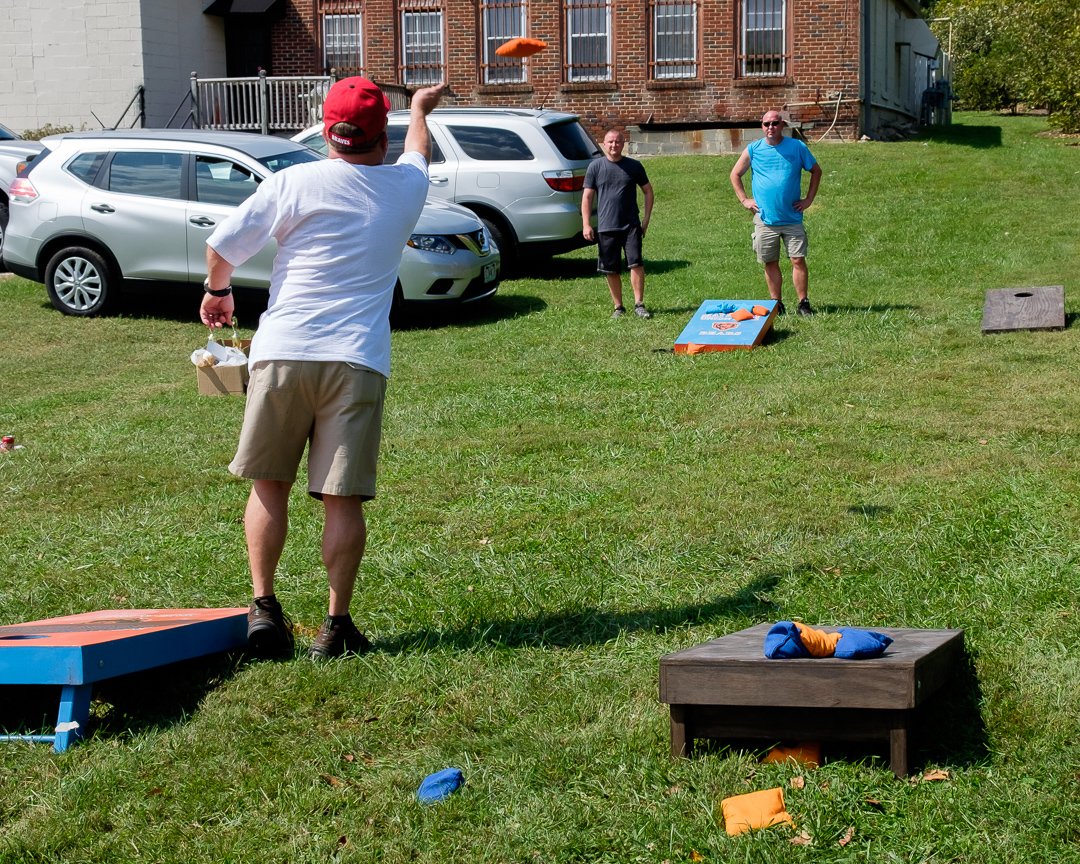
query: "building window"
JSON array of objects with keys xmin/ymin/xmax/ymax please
[
  {"xmin": 651, "ymin": 0, "xmax": 697, "ymax": 79},
  {"xmin": 565, "ymin": 0, "xmax": 611, "ymax": 82},
  {"xmin": 740, "ymin": 0, "xmax": 787, "ymax": 77},
  {"xmin": 481, "ymin": 0, "xmax": 527, "ymax": 84},
  {"xmin": 401, "ymin": 0, "xmax": 445, "ymax": 86},
  {"xmin": 321, "ymin": 10, "xmax": 364, "ymax": 75}
]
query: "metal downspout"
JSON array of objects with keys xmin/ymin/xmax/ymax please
[{"xmin": 861, "ymin": 0, "xmax": 873, "ymax": 136}]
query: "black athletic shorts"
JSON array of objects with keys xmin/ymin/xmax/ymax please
[{"xmin": 596, "ymin": 226, "xmax": 643, "ymax": 274}]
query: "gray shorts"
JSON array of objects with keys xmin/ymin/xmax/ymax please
[
  {"xmin": 753, "ymin": 216, "xmax": 808, "ymax": 263},
  {"xmin": 230, "ymin": 360, "xmax": 386, "ymax": 501}
]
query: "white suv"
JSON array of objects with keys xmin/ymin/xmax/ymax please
[{"xmin": 295, "ymin": 108, "xmax": 601, "ymax": 268}]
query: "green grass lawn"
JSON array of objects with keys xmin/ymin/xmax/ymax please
[{"xmin": 1, "ymin": 112, "xmax": 1079, "ymax": 863}]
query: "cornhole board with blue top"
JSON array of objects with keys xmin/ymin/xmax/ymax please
[
  {"xmin": 0, "ymin": 608, "xmax": 247, "ymax": 751},
  {"xmin": 674, "ymin": 299, "xmax": 779, "ymax": 354}
]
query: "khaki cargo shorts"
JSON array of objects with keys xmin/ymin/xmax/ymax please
[
  {"xmin": 752, "ymin": 216, "xmax": 808, "ymax": 264},
  {"xmin": 230, "ymin": 360, "xmax": 386, "ymax": 501}
]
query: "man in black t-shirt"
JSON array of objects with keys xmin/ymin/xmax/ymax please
[{"xmin": 582, "ymin": 129, "xmax": 655, "ymax": 319}]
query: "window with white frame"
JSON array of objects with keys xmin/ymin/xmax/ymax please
[
  {"xmin": 321, "ymin": 12, "xmax": 363, "ymax": 74},
  {"xmin": 481, "ymin": 0, "xmax": 527, "ymax": 84},
  {"xmin": 401, "ymin": 0, "xmax": 445, "ymax": 86},
  {"xmin": 740, "ymin": 0, "xmax": 787, "ymax": 77},
  {"xmin": 565, "ymin": 0, "xmax": 611, "ymax": 82},
  {"xmin": 651, "ymin": 0, "xmax": 697, "ymax": 79}
]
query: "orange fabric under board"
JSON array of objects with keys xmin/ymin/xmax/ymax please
[{"xmin": 762, "ymin": 742, "xmax": 821, "ymax": 768}]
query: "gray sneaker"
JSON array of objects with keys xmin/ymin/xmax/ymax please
[
  {"xmin": 611, "ymin": 305, "xmax": 626, "ymax": 319},
  {"xmin": 247, "ymin": 597, "xmax": 295, "ymax": 659},
  {"xmin": 634, "ymin": 303, "xmax": 652, "ymax": 319},
  {"xmin": 308, "ymin": 615, "xmax": 372, "ymax": 660}
]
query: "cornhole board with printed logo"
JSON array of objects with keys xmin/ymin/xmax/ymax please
[
  {"xmin": 981, "ymin": 285, "xmax": 1065, "ymax": 334},
  {"xmin": 660, "ymin": 623, "xmax": 965, "ymax": 777},
  {"xmin": 0, "ymin": 608, "xmax": 247, "ymax": 751},
  {"xmin": 674, "ymin": 300, "xmax": 779, "ymax": 354}
]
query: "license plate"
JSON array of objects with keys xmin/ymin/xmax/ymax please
[{"xmin": 483, "ymin": 262, "xmax": 498, "ymax": 283}]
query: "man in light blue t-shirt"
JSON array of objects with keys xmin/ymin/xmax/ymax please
[{"xmin": 730, "ymin": 110, "xmax": 823, "ymax": 316}]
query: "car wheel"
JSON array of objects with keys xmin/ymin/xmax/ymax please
[
  {"xmin": 0, "ymin": 198, "xmax": 8, "ymax": 257},
  {"xmin": 388, "ymin": 280, "xmax": 409, "ymax": 328},
  {"xmin": 480, "ymin": 216, "xmax": 515, "ymax": 274},
  {"xmin": 45, "ymin": 246, "xmax": 116, "ymax": 316}
]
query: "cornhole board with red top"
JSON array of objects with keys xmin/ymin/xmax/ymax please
[
  {"xmin": 0, "ymin": 608, "xmax": 247, "ymax": 751},
  {"xmin": 674, "ymin": 300, "xmax": 779, "ymax": 354}
]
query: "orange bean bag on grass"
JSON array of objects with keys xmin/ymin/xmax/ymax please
[{"xmin": 720, "ymin": 787, "xmax": 794, "ymax": 836}]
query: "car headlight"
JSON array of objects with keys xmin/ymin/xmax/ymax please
[{"xmin": 407, "ymin": 234, "xmax": 456, "ymax": 255}]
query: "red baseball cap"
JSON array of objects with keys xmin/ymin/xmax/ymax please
[{"xmin": 322, "ymin": 77, "xmax": 391, "ymax": 148}]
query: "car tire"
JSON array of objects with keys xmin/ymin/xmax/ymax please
[
  {"xmin": 45, "ymin": 246, "xmax": 117, "ymax": 317},
  {"xmin": 0, "ymin": 197, "xmax": 8, "ymax": 258},
  {"xmin": 388, "ymin": 280, "xmax": 409, "ymax": 328},
  {"xmin": 480, "ymin": 216, "xmax": 516, "ymax": 274}
]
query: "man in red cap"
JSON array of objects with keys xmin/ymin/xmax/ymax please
[{"xmin": 200, "ymin": 78, "xmax": 446, "ymax": 660}]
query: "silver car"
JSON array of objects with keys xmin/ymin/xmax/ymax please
[
  {"xmin": 0, "ymin": 122, "xmax": 45, "ymax": 254},
  {"xmin": 295, "ymin": 108, "xmax": 600, "ymax": 268},
  {"xmin": 3, "ymin": 129, "xmax": 499, "ymax": 317}
]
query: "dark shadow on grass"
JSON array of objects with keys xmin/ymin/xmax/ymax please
[
  {"xmin": 808, "ymin": 302, "xmax": 921, "ymax": 315},
  {"xmin": 912, "ymin": 646, "xmax": 989, "ymax": 769},
  {"xmin": 847, "ymin": 504, "xmax": 894, "ymax": 518},
  {"xmin": 376, "ymin": 573, "xmax": 780, "ymax": 653},
  {"xmin": 0, "ymin": 652, "xmax": 247, "ymax": 746},
  {"xmin": 393, "ymin": 293, "xmax": 546, "ymax": 331},
  {"xmin": 514, "ymin": 256, "xmax": 692, "ymax": 282},
  {"xmin": 915, "ymin": 125, "xmax": 1003, "ymax": 148}
]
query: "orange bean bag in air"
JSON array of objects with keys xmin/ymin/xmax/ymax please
[{"xmin": 495, "ymin": 38, "xmax": 548, "ymax": 57}]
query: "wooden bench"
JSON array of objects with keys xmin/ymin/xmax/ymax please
[
  {"xmin": 659, "ymin": 623, "xmax": 965, "ymax": 777},
  {"xmin": 0, "ymin": 608, "xmax": 247, "ymax": 751}
]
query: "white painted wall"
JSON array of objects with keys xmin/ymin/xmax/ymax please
[
  {"xmin": 141, "ymin": 0, "xmax": 226, "ymax": 128},
  {"xmin": 0, "ymin": 0, "xmax": 225, "ymax": 134}
]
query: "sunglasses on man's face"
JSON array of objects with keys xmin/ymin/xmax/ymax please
[{"xmin": 763, "ymin": 121, "xmax": 783, "ymax": 127}]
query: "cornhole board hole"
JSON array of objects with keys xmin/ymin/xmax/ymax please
[
  {"xmin": 982, "ymin": 285, "xmax": 1065, "ymax": 333},
  {"xmin": 659, "ymin": 623, "xmax": 965, "ymax": 777},
  {"xmin": 674, "ymin": 300, "xmax": 779, "ymax": 354},
  {"xmin": 0, "ymin": 608, "xmax": 247, "ymax": 751}
]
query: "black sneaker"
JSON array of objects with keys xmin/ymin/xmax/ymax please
[
  {"xmin": 776, "ymin": 301, "xmax": 787, "ymax": 315},
  {"xmin": 797, "ymin": 299, "xmax": 814, "ymax": 316},
  {"xmin": 308, "ymin": 615, "xmax": 372, "ymax": 660},
  {"xmin": 611, "ymin": 305, "xmax": 626, "ymax": 319},
  {"xmin": 247, "ymin": 596, "xmax": 294, "ymax": 659}
]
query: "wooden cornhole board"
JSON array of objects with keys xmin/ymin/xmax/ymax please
[
  {"xmin": 674, "ymin": 300, "xmax": 779, "ymax": 354},
  {"xmin": 659, "ymin": 623, "xmax": 965, "ymax": 777},
  {"xmin": 982, "ymin": 285, "xmax": 1064, "ymax": 333},
  {"xmin": 0, "ymin": 608, "xmax": 247, "ymax": 751}
]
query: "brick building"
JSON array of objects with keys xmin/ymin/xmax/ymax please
[
  {"xmin": 0, "ymin": 0, "xmax": 940, "ymax": 148},
  {"xmin": 239, "ymin": 0, "xmax": 940, "ymax": 146}
]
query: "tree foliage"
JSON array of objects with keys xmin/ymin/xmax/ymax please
[{"xmin": 933, "ymin": 0, "xmax": 1080, "ymax": 132}]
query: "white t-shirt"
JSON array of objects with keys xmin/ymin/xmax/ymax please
[{"xmin": 208, "ymin": 151, "xmax": 429, "ymax": 378}]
